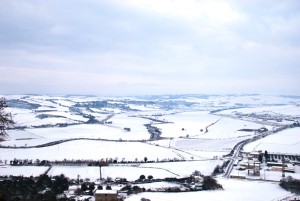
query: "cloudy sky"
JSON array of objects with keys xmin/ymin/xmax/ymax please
[{"xmin": 0, "ymin": 0, "xmax": 299, "ymax": 96}]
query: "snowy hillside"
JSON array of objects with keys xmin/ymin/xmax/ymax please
[{"xmin": 1, "ymin": 94, "xmax": 299, "ymax": 200}]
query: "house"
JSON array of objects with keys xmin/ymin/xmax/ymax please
[
  {"xmin": 68, "ymin": 185, "xmax": 80, "ymax": 195},
  {"xmin": 246, "ymin": 160, "xmax": 261, "ymax": 176},
  {"xmin": 249, "ymin": 151, "xmax": 260, "ymax": 159},
  {"xmin": 94, "ymin": 190, "xmax": 118, "ymax": 201}
]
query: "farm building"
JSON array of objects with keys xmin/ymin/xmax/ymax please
[{"xmin": 94, "ymin": 189, "xmax": 118, "ymax": 201}]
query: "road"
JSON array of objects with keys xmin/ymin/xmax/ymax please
[
  {"xmin": 223, "ymin": 124, "xmax": 297, "ymax": 178},
  {"xmin": 223, "ymin": 140, "xmax": 247, "ymax": 178}
]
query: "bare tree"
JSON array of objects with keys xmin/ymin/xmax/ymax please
[{"xmin": 0, "ymin": 98, "xmax": 14, "ymax": 137}]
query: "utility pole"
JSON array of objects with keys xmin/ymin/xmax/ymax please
[
  {"xmin": 282, "ymin": 156, "xmax": 285, "ymax": 178},
  {"xmin": 99, "ymin": 164, "xmax": 102, "ymax": 181}
]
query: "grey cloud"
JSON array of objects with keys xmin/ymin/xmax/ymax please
[{"xmin": 0, "ymin": 0, "xmax": 299, "ymax": 95}]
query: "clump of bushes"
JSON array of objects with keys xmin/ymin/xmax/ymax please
[
  {"xmin": 280, "ymin": 176, "xmax": 300, "ymax": 194},
  {"xmin": 202, "ymin": 176, "xmax": 223, "ymax": 190},
  {"xmin": 120, "ymin": 185, "xmax": 145, "ymax": 195}
]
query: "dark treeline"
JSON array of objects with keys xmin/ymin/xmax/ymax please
[
  {"xmin": 280, "ymin": 176, "xmax": 300, "ymax": 194},
  {"xmin": 8, "ymin": 157, "xmax": 187, "ymax": 167},
  {"xmin": 0, "ymin": 174, "xmax": 70, "ymax": 201}
]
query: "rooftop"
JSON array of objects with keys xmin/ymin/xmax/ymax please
[{"xmin": 95, "ymin": 190, "xmax": 117, "ymax": 195}]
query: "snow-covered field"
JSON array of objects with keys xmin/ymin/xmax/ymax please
[
  {"xmin": 0, "ymin": 166, "xmax": 48, "ymax": 177},
  {"xmin": 218, "ymin": 105, "xmax": 300, "ymax": 116},
  {"xmin": 0, "ymin": 140, "xmax": 203, "ymax": 162},
  {"xmin": 140, "ymin": 160, "xmax": 221, "ymax": 177},
  {"xmin": 48, "ymin": 165, "xmax": 178, "ymax": 181},
  {"xmin": 243, "ymin": 127, "xmax": 300, "ymax": 154},
  {"xmin": 171, "ymin": 137, "xmax": 249, "ymax": 152},
  {"xmin": 125, "ymin": 178, "xmax": 292, "ymax": 201},
  {"xmin": 155, "ymin": 111, "xmax": 220, "ymax": 138},
  {"xmin": 156, "ymin": 112, "xmax": 268, "ymax": 139},
  {"xmin": 24, "ymin": 123, "xmax": 148, "ymax": 141},
  {"xmin": 1, "ymin": 161, "xmax": 220, "ymax": 181},
  {"xmin": 1, "ymin": 94, "xmax": 300, "ymax": 200}
]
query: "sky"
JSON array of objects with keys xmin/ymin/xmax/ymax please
[{"xmin": 0, "ymin": 0, "xmax": 300, "ymax": 96}]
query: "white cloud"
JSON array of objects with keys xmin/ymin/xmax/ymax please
[
  {"xmin": 117, "ymin": 0, "xmax": 243, "ymax": 24},
  {"xmin": 0, "ymin": 0, "xmax": 299, "ymax": 95}
]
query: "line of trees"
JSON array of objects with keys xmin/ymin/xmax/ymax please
[{"xmin": 7, "ymin": 157, "xmax": 186, "ymax": 167}]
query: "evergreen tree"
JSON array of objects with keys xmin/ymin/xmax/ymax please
[
  {"xmin": 0, "ymin": 98, "xmax": 15, "ymax": 137},
  {"xmin": 264, "ymin": 150, "xmax": 269, "ymax": 160},
  {"xmin": 258, "ymin": 153, "xmax": 263, "ymax": 163}
]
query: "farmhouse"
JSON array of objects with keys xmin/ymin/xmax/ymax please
[
  {"xmin": 68, "ymin": 185, "xmax": 80, "ymax": 195},
  {"xmin": 94, "ymin": 189, "xmax": 118, "ymax": 201},
  {"xmin": 246, "ymin": 160, "xmax": 261, "ymax": 176},
  {"xmin": 249, "ymin": 151, "xmax": 261, "ymax": 159}
]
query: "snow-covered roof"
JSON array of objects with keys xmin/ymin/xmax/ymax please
[
  {"xmin": 95, "ymin": 190, "xmax": 117, "ymax": 195},
  {"xmin": 68, "ymin": 185, "xmax": 80, "ymax": 190}
]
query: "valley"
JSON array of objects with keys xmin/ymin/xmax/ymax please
[{"xmin": 1, "ymin": 94, "xmax": 300, "ymax": 201}]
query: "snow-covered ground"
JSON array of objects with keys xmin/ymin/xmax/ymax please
[
  {"xmin": 1, "ymin": 94, "xmax": 300, "ymax": 200},
  {"xmin": 25, "ymin": 123, "xmax": 149, "ymax": 141},
  {"xmin": 140, "ymin": 160, "xmax": 221, "ymax": 177},
  {"xmin": 0, "ymin": 166, "xmax": 48, "ymax": 177},
  {"xmin": 135, "ymin": 181, "xmax": 182, "ymax": 191},
  {"xmin": 125, "ymin": 178, "xmax": 293, "ymax": 201},
  {"xmin": 0, "ymin": 140, "xmax": 202, "ymax": 162},
  {"xmin": 47, "ymin": 165, "xmax": 178, "ymax": 181},
  {"xmin": 218, "ymin": 105, "xmax": 300, "ymax": 116},
  {"xmin": 171, "ymin": 137, "xmax": 248, "ymax": 152},
  {"xmin": 230, "ymin": 165, "xmax": 300, "ymax": 181},
  {"xmin": 0, "ymin": 160, "xmax": 220, "ymax": 181},
  {"xmin": 243, "ymin": 127, "xmax": 300, "ymax": 154},
  {"xmin": 202, "ymin": 117, "xmax": 270, "ymax": 139},
  {"xmin": 155, "ymin": 111, "xmax": 220, "ymax": 138},
  {"xmin": 3, "ymin": 124, "xmax": 150, "ymax": 144}
]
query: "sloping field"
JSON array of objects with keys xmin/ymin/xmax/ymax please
[
  {"xmin": 203, "ymin": 117, "xmax": 268, "ymax": 139},
  {"xmin": 0, "ymin": 140, "xmax": 200, "ymax": 162},
  {"xmin": 10, "ymin": 107, "xmax": 85, "ymax": 127},
  {"xmin": 24, "ymin": 124, "xmax": 150, "ymax": 141},
  {"xmin": 156, "ymin": 111, "xmax": 266, "ymax": 140},
  {"xmin": 47, "ymin": 165, "xmax": 177, "ymax": 181},
  {"xmin": 125, "ymin": 178, "xmax": 292, "ymax": 201},
  {"xmin": 0, "ymin": 166, "xmax": 48, "ymax": 177},
  {"xmin": 171, "ymin": 137, "xmax": 249, "ymax": 152},
  {"xmin": 140, "ymin": 160, "xmax": 221, "ymax": 177},
  {"xmin": 155, "ymin": 112, "xmax": 220, "ymax": 138},
  {"xmin": 218, "ymin": 105, "xmax": 300, "ymax": 116},
  {"xmin": 243, "ymin": 127, "xmax": 300, "ymax": 154}
]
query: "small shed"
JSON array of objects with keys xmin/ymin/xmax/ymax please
[{"xmin": 94, "ymin": 189, "xmax": 118, "ymax": 201}]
